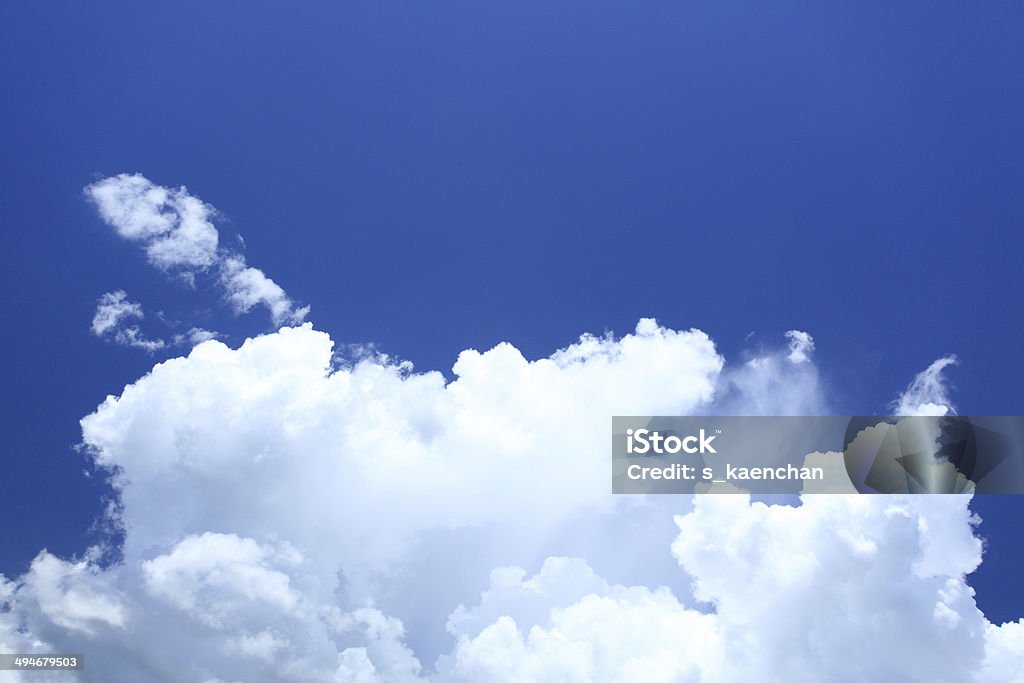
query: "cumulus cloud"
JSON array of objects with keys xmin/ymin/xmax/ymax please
[
  {"xmin": 440, "ymin": 495, "xmax": 1016, "ymax": 683},
  {"xmin": 445, "ymin": 557, "xmax": 611, "ymax": 642},
  {"xmin": 893, "ymin": 355, "xmax": 959, "ymax": 416},
  {"xmin": 77, "ymin": 319, "xmax": 727, "ymax": 577},
  {"xmin": 441, "ymin": 582, "xmax": 717, "ymax": 683},
  {"xmin": 85, "ymin": 173, "xmax": 307, "ymax": 325},
  {"xmin": 671, "ymin": 495, "xmax": 986, "ymax": 681},
  {"xmin": 0, "ymin": 320, "xmax": 1019, "ymax": 681},
  {"xmin": 982, "ymin": 621, "xmax": 1024, "ymax": 683},
  {"xmin": 141, "ymin": 533, "xmax": 304, "ymax": 630},
  {"xmin": 20, "ymin": 552, "xmax": 128, "ymax": 638}
]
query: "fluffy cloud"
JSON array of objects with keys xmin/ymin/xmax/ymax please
[
  {"xmin": 0, "ymin": 320, "xmax": 1019, "ymax": 681},
  {"xmin": 445, "ymin": 557, "xmax": 611, "ymax": 642},
  {"xmin": 982, "ymin": 621, "xmax": 1024, "ymax": 683},
  {"xmin": 671, "ymin": 495, "xmax": 986, "ymax": 681},
  {"xmin": 19, "ymin": 552, "xmax": 128, "ymax": 638},
  {"xmin": 439, "ymin": 495, "xmax": 1018, "ymax": 683},
  {"xmin": 141, "ymin": 533, "xmax": 304, "ymax": 629},
  {"xmin": 85, "ymin": 174, "xmax": 307, "ymax": 325},
  {"xmin": 441, "ymin": 584, "xmax": 717, "ymax": 683},
  {"xmin": 77, "ymin": 320, "xmax": 729, "ymax": 589}
]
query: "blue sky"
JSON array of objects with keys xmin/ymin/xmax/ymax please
[{"xmin": 2, "ymin": 0, "xmax": 1023, "ymax": 668}]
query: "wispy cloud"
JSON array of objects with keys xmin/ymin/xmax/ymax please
[
  {"xmin": 785, "ymin": 329, "xmax": 815, "ymax": 363},
  {"xmin": 892, "ymin": 355, "xmax": 959, "ymax": 416},
  {"xmin": 90, "ymin": 290, "xmax": 165, "ymax": 352},
  {"xmin": 108, "ymin": 327, "xmax": 166, "ymax": 353},
  {"xmin": 86, "ymin": 173, "xmax": 219, "ymax": 271},
  {"xmin": 90, "ymin": 290, "xmax": 144, "ymax": 337},
  {"xmin": 220, "ymin": 254, "xmax": 308, "ymax": 324},
  {"xmin": 91, "ymin": 290, "xmax": 219, "ymax": 352},
  {"xmin": 85, "ymin": 173, "xmax": 308, "ymax": 325},
  {"xmin": 172, "ymin": 327, "xmax": 220, "ymax": 346}
]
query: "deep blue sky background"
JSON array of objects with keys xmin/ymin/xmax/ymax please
[{"xmin": 1, "ymin": 2, "xmax": 1022, "ymax": 622}]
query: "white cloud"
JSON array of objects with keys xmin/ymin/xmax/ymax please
[
  {"xmin": 982, "ymin": 620, "xmax": 1024, "ymax": 683},
  {"xmin": 91, "ymin": 290, "xmax": 143, "ymax": 336},
  {"xmin": 20, "ymin": 552, "xmax": 128, "ymax": 637},
  {"xmin": 786, "ymin": 329, "xmax": 815, "ymax": 363},
  {"xmin": 0, "ymin": 320, "xmax": 1019, "ymax": 681},
  {"xmin": 440, "ymin": 494, "xmax": 1010, "ymax": 683},
  {"xmin": 441, "ymin": 586, "xmax": 717, "ymax": 683},
  {"xmin": 893, "ymin": 355, "xmax": 959, "ymax": 416},
  {"xmin": 86, "ymin": 173, "xmax": 218, "ymax": 270},
  {"xmin": 91, "ymin": 290, "xmax": 166, "ymax": 352},
  {"xmin": 65, "ymin": 318, "xmax": 733, "ymax": 656},
  {"xmin": 445, "ymin": 557, "xmax": 610, "ymax": 642},
  {"xmin": 714, "ymin": 330, "xmax": 822, "ymax": 415},
  {"xmin": 0, "ymin": 575, "xmax": 36, "ymax": 683},
  {"xmin": 224, "ymin": 629, "xmax": 290, "ymax": 663},
  {"xmin": 671, "ymin": 494, "xmax": 986, "ymax": 681},
  {"xmin": 84, "ymin": 173, "xmax": 307, "ymax": 325},
  {"xmin": 220, "ymin": 254, "xmax": 309, "ymax": 325},
  {"xmin": 92, "ymin": 292, "xmax": 218, "ymax": 352},
  {"xmin": 110, "ymin": 326, "xmax": 166, "ymax": 353},
  {"xmin": 141, "ymin": 533, "xmax": 304, "ymax": 629},
  {"xmin": 173, "ymin": 327, "xmax": 221, "ymax": 346}
]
